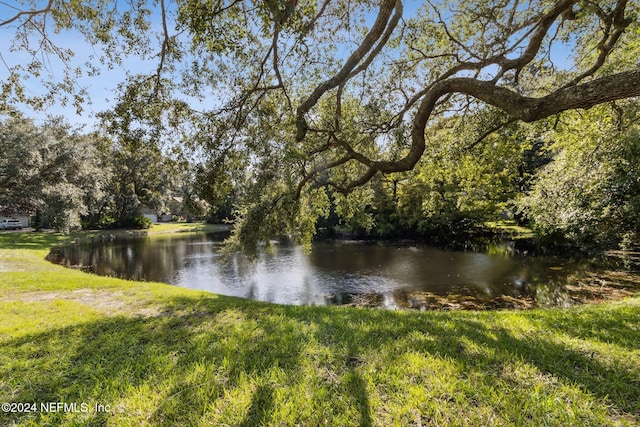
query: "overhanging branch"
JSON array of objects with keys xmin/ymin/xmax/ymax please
[{"xmin": 304, "ymin": 68, "xmax": 640, "ymax": 195}]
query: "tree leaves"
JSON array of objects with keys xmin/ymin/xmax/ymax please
[
  {"xmin": 518, "ymin": 103, "xmax": 640, "ymax": 247},
  {"xmin": 3, "ymin": 0, "xmax": 640, "ymax": 248}
]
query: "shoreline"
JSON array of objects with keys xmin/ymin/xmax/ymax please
[{"xmin": 1, "ymin": 226, "xmax": 639, "ymax": 425}]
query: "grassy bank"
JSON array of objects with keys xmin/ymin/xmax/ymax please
[
  {"xmin": 482, "ymin": 220, "xmax": 535, "ymax": 239},
  {"xmin": 1, "ymin": 227, "xmax": 639, "ymax": 426}
]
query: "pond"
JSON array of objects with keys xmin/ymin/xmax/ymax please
[{"xmin": 47, "ymin": 232, "xmax": 612, "ymax": 310}]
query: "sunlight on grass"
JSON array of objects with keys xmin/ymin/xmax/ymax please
[
  {"xmin": 483, "ymin": 220, "xmax": 535, "ymax": 238},
  {"xmin": 0, "ymin": 222, "xmax": 226, "ymax": 252},
  {"xmin": 0, "ymin": 229, "xmax": 638, "ymax": 426}
]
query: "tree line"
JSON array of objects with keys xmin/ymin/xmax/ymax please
[
  {"xmin": 334, "ymin": 101, "xmax": 640, "ymax": 249},
  {"xmin": 0, "ymin": 115, "xmax": 207, "ymax": 231},
  {"xmin": 2, "ymin": 99, "xmax": 639, "ymax": 250}
]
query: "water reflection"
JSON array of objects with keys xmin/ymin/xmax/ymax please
[{"xmin": 48, "ymin": 233, "xmax": 597, "ymax": 309}]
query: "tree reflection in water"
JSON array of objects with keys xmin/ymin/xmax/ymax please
[{"xmin": 48, "ymin": 234, "xmax": 635, "ymax": 310}]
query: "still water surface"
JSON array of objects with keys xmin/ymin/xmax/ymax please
[{"xmin": 49, "ymin": 233, "xmax": 594, "ymax": 309}]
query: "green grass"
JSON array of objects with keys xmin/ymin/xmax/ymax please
[
  {"xmin": 482, "ymin": 220, "xmax": 535, "ymax": 238},
  {"xmin": 0, "ymin": 222, "xmax": 226, "ymax": 252},
  {"xmin": 1, "ymin": 229, "xmax": 639, "ymax": 426}
]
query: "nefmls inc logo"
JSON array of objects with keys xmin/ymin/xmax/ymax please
[{"xmin": 40, "ymin": 402, "xmax": 90, "ymax": 413}]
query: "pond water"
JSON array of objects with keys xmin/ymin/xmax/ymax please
[{"xmin": 47, "ymin": 232, "xmax": 602, "ymax": 309}]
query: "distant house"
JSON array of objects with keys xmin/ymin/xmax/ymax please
[
  {"xmin": 0, "ymin": 212, "xmax": 30, "ymax": 228},
  {"xmin": 158, "ymin": 213, "xmax": 173, "ymax": 222},
  {"xmin": 139, "ymin": 206, "xmax": 158, "ymax": 224}
]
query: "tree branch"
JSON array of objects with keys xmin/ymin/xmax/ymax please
[
  {"xmin": 155, "ymin": 0, "xmax": 172, "ymax": 94},
  {"xmin": 295, "ymin": 0, "xmax": 401, "ymax": 141},
  {"xmin": 466, "ymin": 118, "xmax": 518, "ymax": 150},
  {"xmin": 307, "ymin": 67, "xmax": 640, "ymax": 195},
  {"xmin": 562, "ymin": 0, "xmax": 631, "ymax": 87},
  {"xmin": 0, "ymin": 0, "xmax": 54, "ymax": 27}
]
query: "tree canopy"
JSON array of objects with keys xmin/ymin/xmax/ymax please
[{"xmin": 2, "ymin": 0, "xmax": 639, "ymax": 248}]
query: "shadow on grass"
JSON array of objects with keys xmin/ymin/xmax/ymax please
[
  {"xmin": 238, "ymin": 384, "xmax": 275, "ymax": 427},
  {"xmin": 0, "ymin": 296, "xmax": 309, "ymax": 425},
  {"xmin": 1, "ymin": 294, "xmax": 638, "ymax": 425},
  {"xmin": 0, "ymin": 231, "xmax": 71, "ymax": 251}
]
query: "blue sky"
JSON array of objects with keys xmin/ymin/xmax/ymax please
[
  {"xmin": 1, "ymin": 34, "xmax": 155, "ymax": 128},
  {"xmin": 1, "ymin": 0, "xmax": 575, "ymax": 129},
  {"xmin": 0, "ymin": 1, "xmax": 164, "ymax": 129}
]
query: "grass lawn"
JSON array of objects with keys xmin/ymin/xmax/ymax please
[
  {"xmin": 0, "ymin": 226, "xmax": 639, "ymax": 426},
  {"xmin": 481, "ymin": 220, "xmax": 535, "ymax": 239}
]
